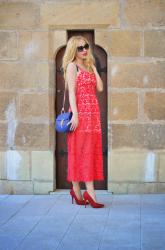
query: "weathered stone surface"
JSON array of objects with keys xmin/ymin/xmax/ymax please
[
  {"xmin": 124, "ymin": 0, "xmax": 165, "ymax": 28},
  {"xmin": 0, "ymin": 151, "xmax": 5, "ymax": 179},
  {"xmin": 157, "ymin": 183, "xmax": 165, "ymax": 193},
  {"xmin": 49, "ymin": 123, "xmax": 55, "ymax": 151},
  {"xmin": 0, "ymin": 2, "xmax": 40, "ymax": 29},
  {"xmin": 4, "ymin": 150, "xmax": 31, "ymax": 181},
  {"xmin": 109, "ymin": 151, "xmax": 158, "ymax": 182},
  {"xmin": 49, "ymin": 93, "xmax": 55, "ymax": 123},
  {"xmin": 111, "ymin": 124, "xmax": 165, "ymax": 150},
  {"xmin": 18, "ymin": 31, "xmax": 49, "ymax": 60},
  {"xmin": 144, "ymin": 92, "xmax": 165, "ymax": 120},
  {"xmin": 109, "ymin": 30, "xmax": 141, "ymax": 56},
  {"xmin": 0, "ymin": 180, "xmax": 33, "ymax": 194},
  {"xmin": 108, "ymin": 182, "xmax": 128, "ymax": 194},
  {"xmin": 31, "ymin": 151, "xmax": 53, "ymax": 181},
  {"xmin": 109, "ymin": 92, "xmax": 138, "ymax": 120},
  {"xmin": 0, "ymin": 124, "xmax": 7, "ymax": 149},
  {"xmin": 95, "ymin": 30, "xmax": 110, "ymax": 55},
  {"xmin": 50, "ymin": 30, "xmax": 66, "ymax": 59},
  {"xmin": 158, "ymin": 153, "xmax": 165, "ymax": 182},
  {"xmin": 19, "ymin": 93, "xmax": 49, "ymax": 120},
  {"xmin": 15, "ymin": 123, "xmax": 50, "ymax": 149},
  {"xmin": 109, "ymin": 152, "xmax": 142, "ymax": 182},
  {"xmin": 95, "ymin": 29, "xmax": 141, "ymax": 57},
  {"xmin": 33, "ymin": 180, "xmax": 53, "ymax": 194},
  {"xmin": 144, "ymin": 31, "xmax": 165, "ymax": 58},
  {"xmin": 0, "ymin": 92, "xmax": 16, "ymax": 120},
  {"xmin": 127, "ymin": 183, "xmax": 158, "ymax": 194},
  {"xmin": 0, "ymin": 31, "xmax": 17, "ymax": 59},
  {"xmin": 40, "ymin": 0, "xmax": 120, "ymax": 28},
  {"xmin": 110, "ymin": 62, "xmax": 165, "ymax": 88},
  {"xmin": 0, "ymin": 180, "xmax": 11, "ymax": 194},
  {"xmin": 109, "ymin": 182, "xmax": 158, "ymax": 194},
  {"xmin": 0, "ymin": 62, "xmax": 49, "ymax": 90}
]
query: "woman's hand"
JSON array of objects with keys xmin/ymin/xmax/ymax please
[{"xmin": 68, "ymin": 113, "xmax": 79, "ymax": 131}]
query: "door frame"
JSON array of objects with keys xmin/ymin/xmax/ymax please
[{"xmin": 52, "ymin": 28, "xmax": 110, "ymax": 191}]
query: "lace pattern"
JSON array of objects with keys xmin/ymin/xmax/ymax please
[{"xmin": 67, "ymin": 69, "xmax": 104, "ymax": 182}]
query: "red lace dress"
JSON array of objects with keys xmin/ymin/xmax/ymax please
[{"xmin": 67, "ymin": 66, "xmax": 104, "ymax": 182}]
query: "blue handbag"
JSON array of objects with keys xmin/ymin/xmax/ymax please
[
  {"xmin": 55, "ymin": 81, "xmax": 73, "ymax": 133},
  {"xmin": 56, "ymin": 109, "xmax": 72, "ymax": 133}
]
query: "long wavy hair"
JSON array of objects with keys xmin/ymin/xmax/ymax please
[{"xmin": 62, "ymin": 35, "xmax": 95, "ymax": 79}]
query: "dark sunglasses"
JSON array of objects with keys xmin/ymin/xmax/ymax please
[{"xmin": 77, "ymin": 43, "xmax": 89, "ymax": 52}]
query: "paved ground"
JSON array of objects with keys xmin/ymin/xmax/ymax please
[{"xmin": 0, "ymin": 191, "xmax": 165, "ymax": 250}]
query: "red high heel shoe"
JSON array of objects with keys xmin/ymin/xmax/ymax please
[
  {"xmin": 70, "ymin": 188, "xmax": 86, "ymax": 205},
  {"xmin": 83, "ymin": 191, "xmax": 104, "ymax": 208}
]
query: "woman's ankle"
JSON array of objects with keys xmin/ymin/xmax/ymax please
[{"xmin": 86, "ymin": 190, "xmax": 97, "ymax": 202}]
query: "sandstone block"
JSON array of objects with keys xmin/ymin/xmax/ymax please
[
  {"xmin": 109, "ymin": 151, "xmax": 158, "ymax": 182},
  {"xmin": 111, "ymin": 124, "xmax": 165, "ymax": 150},
  {"xmin": 31, "ymin": 151, "xmax": 53, "ymax": 181},
  {"xmin": 144, "ymin": 31, "xmax": 165, "ymax": 58},
  {"xmin": 0, "ymin": 62, "xmax": 49, "ymax": 90},
  {"xmin": 158, "ymin": 153, "xmax": 165, "ymax": 182},
  {"xmin": 157, "ymin": 183, "xmax": 165, "ymax": 193},
  {"xmin": 110, "ymin": 61, "xmax": 165, "ymax": 88},
  {"xmin": 15, "ymin": 123, "xmax": 50, "ymax": 149},
  {"xmin": 0, "ymin": 180, "xmax": 33, "ymax": 194},
  {"xmin": 10, "ymin": 180, "xmax": 33, "ymax": 194},
  {"xmin": 0, "ymin": 31, "xmax": 17, "ymax": 59},
  {"xmin": 124, "ymin": 0, "xmax": 165, "ymax": 28},
  {"xmin": 19, "ymin": 93, "xmax": 49, "ymax": 120},
  {"xmin": 144, "ymin": 92, "xmax": 165, "ymax": 120},
  {"xmin": 49, "ymin": 93, "xmax": 55, "ymax": 123},
  {"xmin": 127, "ymin": 183, "xmax": 158, "ymax": 194},
  {"xmin": 109, "ymin": 92, "xmax": 138, "ymax": 120},
  {"xmin": 109, "ymin": 30, "xmax": 141, "ymax": 56},
  {"xmin": 40, "ymin": 0, "xmax": 120, "ymax": 28},
  {"xmin": 0, "ymin": 180, "xmax": 11, "ymax": 194},
  {"xmin": 33, "ymin": 180, "xmax": 53, "ymax": 194},
  {"xmin": 0, "ymin": 92, "xmax": 17, "ymax": 120},
  {"xmin": 18, "ymin": 31, "xmax": 49, "ymax": 60},
  {"xmin": 4, "ymin": 150, "xmax": 30, "ymax": 181},
  {"xmin": 95, "ymin": 30, "xmax": 110, "ymax": 55},
  {"xmin": 0, "ymin": 2, "xmax": 40, "ymax": 29},
  {"xmin": 0, "ymin": 124, "xmax": 7, "ymax": 149},
  {"xmin": 0, "ymin": 151, "xmax": 6, "ymax": 179},
  {"xmin": 109, "ymin": 182, "xmax": 158, "ymax": 194},
  {"xmin": 50, "ymin": 30, "xmax": 66, "ymax": 59},
  {"xmin": 108, "ymin": 182, "xmax": 128, "ymax": 194}
]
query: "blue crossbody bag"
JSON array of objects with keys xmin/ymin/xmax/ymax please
[{"xmin": 55, "ymin": 80, "xmax": 73, "ymax": 133}]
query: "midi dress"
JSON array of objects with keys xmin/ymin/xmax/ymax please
[{"xmin": 67, "ymin": 64, "xmax": 104, "ymax": 182}]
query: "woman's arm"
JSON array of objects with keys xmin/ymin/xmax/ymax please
[
  {"xmin": 92, "ymin": 65, "xmax": 103, "ymax": 92},
  {"xmin": 66, "ymin": 62, "xmax": 79, "ymax": 131}
]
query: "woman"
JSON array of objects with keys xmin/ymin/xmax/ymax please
[{"xmin": 62, "ymin": 35, "xmax": 105, "ymax": 208}]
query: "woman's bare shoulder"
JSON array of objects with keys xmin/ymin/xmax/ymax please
[
  {"xmin": 67, "ymin": 62, "xmax": 77, "ymax": 71},
  {"xmin": 66, "ymin": 62, "xmax": 77, "ymax": 80}
]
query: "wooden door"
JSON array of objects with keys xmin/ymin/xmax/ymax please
[{"xmin": 55, "ymin": 30, "xmax": 107, "ymax": 190}]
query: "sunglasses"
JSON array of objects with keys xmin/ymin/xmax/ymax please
[{"xmin": 77, "ymin": 43, "xmax": 89, "ymax": 52}]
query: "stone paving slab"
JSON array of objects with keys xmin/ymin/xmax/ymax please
[{"xmin": 0, "ymin": 193, "xmax": 165, "ymax": 250}]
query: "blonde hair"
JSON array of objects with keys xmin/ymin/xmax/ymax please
[{"xmin": 62, "ymin": 35, "xmax": 95, "ymax": 79}]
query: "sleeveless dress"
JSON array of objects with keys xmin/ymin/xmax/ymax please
[{"xmin": 67, "ymin": 64, "xmax": 104, "ymax": 182}]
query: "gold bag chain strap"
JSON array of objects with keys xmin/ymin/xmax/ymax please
[
  {"xmin": 61, "ymin": 80, "xmax": 67, "ymax": 113},
  {"xmin": 61, "ymin": 63, "xmax": 79, "ymax": 113}
]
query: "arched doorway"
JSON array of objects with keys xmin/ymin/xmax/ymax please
[{"xmin": 55, "ymin": 30, "xmax": 107, "ymax": 190}]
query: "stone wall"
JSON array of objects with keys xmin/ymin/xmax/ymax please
[{"xmin": 0, "ymin": 0, "xmax": 165, "ymax": 194}]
